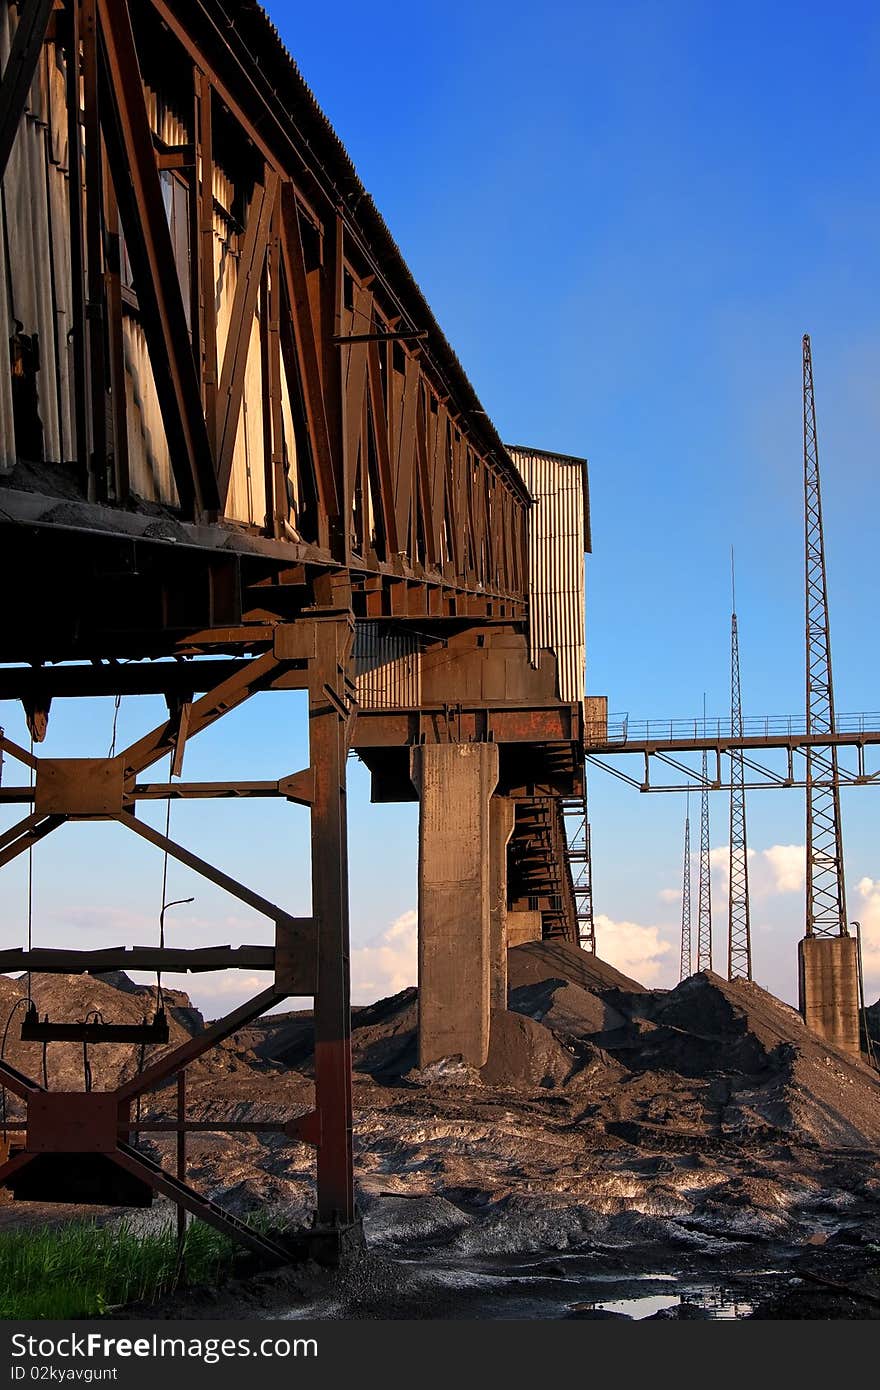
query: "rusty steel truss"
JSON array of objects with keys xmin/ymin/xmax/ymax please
[{"xmin": 0, "ymin": 0, "xmax": 588, "ymax": 1260}]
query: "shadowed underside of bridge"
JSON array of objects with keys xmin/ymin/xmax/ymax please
[{"xmin": 0, "ymin": 0, "xmax": 596, "ymax": 1259}]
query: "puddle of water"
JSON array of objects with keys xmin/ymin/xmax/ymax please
[
  {"xmin": 583, "ymin": 1288, "xmax": 755, "ymax": 1320},
  {"xmin": 586, "ymin": 1294, "xmax": 682, "ymax": 1319}
]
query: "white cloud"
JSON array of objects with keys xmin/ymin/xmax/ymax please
[
  {"xmin": 593, "ymin": 913, "xmax": 672, "ymax": 985},
  {"xmin": 157, "ymin": 972, "xmax": 270, "ymax": 1000},
  {"xmin": 658, "ymin": 887, "xmax": 679, "ymax": 903},
  {"xmin": 762, "ymin": 845, "xmax": 806, "ymax": 895},
  {"xmin": 854, "ymin": 878, "xmax": 880, "ymax": 999},
  {"xmin": 350, "ymin": 909, "xmax": 417, "ymax": 1003},
  {"xmin": 708, "ymin": 844, "xmax": 804, "ymax": 900}
]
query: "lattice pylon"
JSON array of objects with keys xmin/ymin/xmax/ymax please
[
  {"xmin": 728, "ymin": 607, "xmax": 752, "ymax": 979},
  {"xmin": 679, "ymin": 798, "xmax": 692, "ymax": 981},
  {"xmin": 697, "ymin": 748, "xmax": 712, "ymax": 971},
  {"xmin": 803, "ymin": 334, "xmax": 847, "ymax": 938}
]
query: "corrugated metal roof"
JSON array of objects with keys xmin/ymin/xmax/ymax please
[{"xmin": 201, "ymin": 0, "xmax": 531, "ymax": 504}]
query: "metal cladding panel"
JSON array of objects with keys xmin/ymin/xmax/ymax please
[
  {"xmin": 354, "ymin": 622, "xmax": 421, "ymax": 709},
  {"xmin": 0, "ymin": 20, "xmax": 283, "ymax": 531},
  {"xmin": 507, "ymin": 446, "xmax": 588, "ymax": 704},
  {"xmin": 0, "ymin": 7, "xmax": 70, "ymax": 472}
]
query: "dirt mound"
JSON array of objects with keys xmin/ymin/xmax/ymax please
[
  {"xmin": 0, "ymin": 972, "xmax": 201, "ymax": 1097},
  {"xmin": 595, "ymin": 971, "xmax": 880, "ymax": 1150},
  {"xmin": 508, "ymin": 941, "xmax": 647, "ymax": 994},
  {"xmin": 350, "ymin": 991, "xmax": 418, "ymax": 1079},
  {"xmin": 509, "ymin": 978, "xmax": 626, "ymax": 1037},
  {"xmin": 598, "ymin": 973, "xmax": 800, "ymax": 1079},
  {"xmin": 480, "ymin": 1009, "xmax": 583, "ymax": 1089},
  {"xmin": 256, "ymin": 990, "xmax": 418, "ymax": 1081},
  {"xmin": 651, "ymin": 972, "xmax": 806, "ymax": 1053}
]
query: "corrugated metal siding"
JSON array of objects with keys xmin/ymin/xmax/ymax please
[
  {"xmin": 507, "ymin": 446, "xmax": 588, "ymax": 704},
  {"xmin": 354, "ymin": 622, "xmax": 421, "ymax": 708},
  {"xmin": 0, "ymin": 9, "xmax": 71, "ymax": 472},
  {"xmin": 0, "ymin": 17, "xmax": 297, "ymax": 531}
]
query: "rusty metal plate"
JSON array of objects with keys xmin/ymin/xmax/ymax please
[
  {"xmin": 274, "ymin": 624, "xmax": 316, "ymax": 661},
  {"xmin": 26, "ymin": 1092, "xmax": 120, "ymax": 1154},
  {"xmin": 35, "ymin": 757, "xmax": 125, "ymax": 817},
  {"xmin": 274, "ymin": 915, "xmax": 317, "ymax": 995}
]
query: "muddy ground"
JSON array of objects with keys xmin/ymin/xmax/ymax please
[{"xmin": 2, "ymin": 944, "xmax": 880, "ymax": 1319}]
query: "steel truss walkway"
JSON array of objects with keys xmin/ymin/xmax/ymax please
[{"xmin": 585, "ymin": 712, "xmax": 880, "ymax": 793}]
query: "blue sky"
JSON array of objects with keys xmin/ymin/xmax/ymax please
[{"xmin": 2, "ymin": 0, "xmax": 879, "ymax": 1012}]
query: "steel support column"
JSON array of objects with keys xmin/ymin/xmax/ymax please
[{"xmin": 307, "ymin": 597, "xmax": 358, "ymax": 1237}]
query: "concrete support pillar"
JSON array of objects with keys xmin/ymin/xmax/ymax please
[
  {"xmin": 410, "ymin": 742, "xmax": 499, "ymax": 1067},
  {"xmin": 798, "ymin": 934, "xmax": 861, "ymax": 1057},
  {"xmin": 507, "ymin": 910, "xmax": 543, "ymax": 947},
  {"xmin": 489, "ymin": 797, "xmax": 516, "ymax": 1010}
]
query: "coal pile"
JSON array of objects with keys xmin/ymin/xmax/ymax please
[{"xmin": 2, "ymin": 948, "xmax": 880, "ymax": 1317}]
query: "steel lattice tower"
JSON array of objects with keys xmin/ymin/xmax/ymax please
[
  {"xmin": 803, "ymin": 334, "xmax": 847, "ymax": 937},
  {"xmin": 679, "ymin": 796, "xmax": 692, "ymax": 981},
  {"xmin": 728, "ymin": 569, "xmax": 752, "ymax": 979},
  {"xmin": 697, "ymin": 742, "xmax": 712, "ymax": 971}
]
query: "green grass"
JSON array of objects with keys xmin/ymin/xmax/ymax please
[{"xmin": 0, "ymin": 1217, "xmax": 253, "ymax": 1318}]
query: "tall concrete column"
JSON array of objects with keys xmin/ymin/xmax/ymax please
[
  {"xmin": 410, "ymin": 742, "xmax": 499, "ymax": 1067},
  {"xmin": 489, "ymin": 797, "xmax": 516, "ymax": 1011},
  {"xmin": 798, "ymin": 934, "xmax": 861, "ymax": 1057}
]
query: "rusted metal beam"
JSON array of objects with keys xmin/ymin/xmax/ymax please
[
  {"xmin": 0, "ymin": 1058, "xmax": 43, "ymax": 1102},
  {"xmin": 176, "ymin": 1071, "xmax": 187, "ymax": 1242},
  {"xmin": 366, "ymin": 340, "xmax": 398, "ymax": 556},
  {"xmin": 0, "ymin": 773, "xmax": 314, "ymax": 804},
  {"xmin": 307, "ymin": 607, "xmax": 356, "ymax": 1228},
  {"xmin": 119, "ymin": 651, "xmax": 281, "ymax": 777},
  {"xmin": 0, "ymin": 812, "xmax": 65, "ymax": 871},
  {"xmin": 0, "ymin": 945, "xmax": 275, "ymax": 973},
  {"xmin": 279, "ymin": 184, "xmax": 339, "ymax": 524},
  {"xmin": 115, "ymin": 985, "xmax": 285, "ymax": 1102},
  {"xmin": 0, "ymin": 659, "xmax": 255, "ymax": 701},
  {"xmin": 0, "ymin": 1150, "xmax": 36, "ymax": 1190},
  {"xmin": 196, "ymin": 68, "xmax": 217, "ymax": 451},
  {"xmin": 96, "ymin": 0, "xmax": 219, "ymax": 516},
  {"xmin": 20, "ymin": 1013, "xmax": 170, "ymax": 1044},
  {"xmin": 112, "ymin": 1142, "xmax": 290, "ymax": 1263},
  {"xmin": 83, "ymin": 0, "xmax": 107, "ymax": 500},
  {"xmin": 334, "ymin": 330, "xmax": 427, "ymax": 344},
  {"xmin": 65, "ymin": 0, "xmax": 89, "ymax": 475},
  {"xmin": 264, "ymin": 199, "xmax": 288, "ymax": 537},
  {"xmin": 352, "ymin": 705, "xmax": 580, "ymax": 748},
  {"xmin": 117, "ymin": 810, "xmax": 314, "ymax": 956},
  {"xmin": 101, "ymin": 162, "xmax": 130, "ymax": 500},
  {"xmin": 0, "ymin": 0, "xmax": 56, "ymax": 180},
  {"xmin": 216, "ymin": 171, "xmax": 279, "ymax": 507},
  {"xmin": 340, "ymin": 284, "xmax": 372, "ymax": 559}
]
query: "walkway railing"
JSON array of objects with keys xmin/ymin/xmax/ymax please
[{"xmin": 595, "ymin": 711, "xmax": 880, "ymax": 746}]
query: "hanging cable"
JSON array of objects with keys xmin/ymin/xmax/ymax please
[
  {"xmin": 157, "ymin": 756, "xmax": 173, "ymax": 1014},
  {"xmin": 156, "ymin": 750, "xmax": 194, "ymax": 1011},
  {"xmin": 80, "ymin": 1006, "xmax": 104, "ymax": 1089},
  {"xmin": 108, "ymin": 693, "xmax": 122, "ymax": 758}
]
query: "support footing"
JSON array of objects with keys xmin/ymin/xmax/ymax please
[
  {"xmin": 305, "ymin": 1213, "xmax": 365, "ymax": 1268},
  {"xmin": 798, "ymin": 933, "xmax": 861, "ymax": 1057}
]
